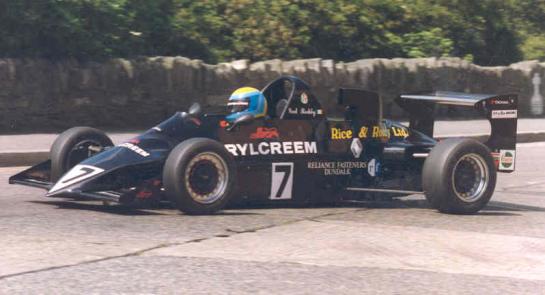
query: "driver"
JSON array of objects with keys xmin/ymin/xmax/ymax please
[{"xmin": 226, "ymin": 87, "xmax": 267, "ymax": 122}]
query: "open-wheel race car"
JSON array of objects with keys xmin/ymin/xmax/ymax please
[{"xmin": 9, "ymin": 76, "xmax": 518, "ymax": 214}]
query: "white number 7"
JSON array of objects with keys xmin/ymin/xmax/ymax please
[{"xmin": 270, "ymin": 163, "xmax": 294, "ymax": 200}]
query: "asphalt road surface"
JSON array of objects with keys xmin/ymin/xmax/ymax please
[{"xmin": 1, "ymin": 143, "xmax": 545, "ymax": 294}]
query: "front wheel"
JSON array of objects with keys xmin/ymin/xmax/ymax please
[
  {"xmin": 50, "ymin": 127, "xmax": 113, "ymax": 182},
  {"xmin": 163, "ymin": 138, "xmax": 236, "ymax": 215},
  {"xmin": 422, "ymin": 138, "xmax": 497, "ymax": 214}
]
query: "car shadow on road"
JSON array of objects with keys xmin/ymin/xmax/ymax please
[
  {"xmin": 341, "ymin": 197, "xmax": 545, "ymax": 215},
  {"xmin": 29, "ymin": 200, "xmax": 168, "ymax": 216},
  {"xmin": 317, "ymin": 199, "xmax": 524, "ymax": 216},
  {"xmin": 27, "ymin": 198, "xmax": 543, "ymax": 217},
  {"xmin": 473, "ymin": 211, "xmax": 520, "ymax": 216},
  {"xmin": 228, "ymin": 198, "xmax": 431, "ymax": 211},
  {"xmin": 484, "ymin": 201, "xmax": 545, "ymax": 212},
  {"xmin": 28, "ymin": 200, "xmax": 264, "ymax": 216}
]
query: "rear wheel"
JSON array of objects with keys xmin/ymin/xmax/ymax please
[
  {"xmin": 422, "ymin": 138, "xmax": 496, "ymax": 214},
  {"xmin": 163, "ymin": 138, "xmax": 236, "ymax": 214},
  {"xmin": 50, "ymin": 127, "xmax": 113, "ymax": 181}
]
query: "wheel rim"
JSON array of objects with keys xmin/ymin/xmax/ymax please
[
  {"xmin": 66, "ymin": 139, "xmax": 103, "ymax": 169},
  {"xmin": 452, "ymin": 153, "xmax": 489, "ymax": 202},
  {"xmin": 184, "ymin": 152, "xmax": 228, "ymax": 204}
]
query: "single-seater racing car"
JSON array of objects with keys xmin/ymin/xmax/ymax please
[{"xmin": 9, "ymin": 76, "xmax": 518, "ymax": 214}]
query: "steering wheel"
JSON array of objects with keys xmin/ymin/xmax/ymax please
[{"xmin": 262, "ymin": 77, "xmax": 295, "ymax": 118}]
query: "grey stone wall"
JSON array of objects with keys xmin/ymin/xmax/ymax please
[{"xmin": 0, "ymin": 57, "xmax": 543, "ymax": 133}]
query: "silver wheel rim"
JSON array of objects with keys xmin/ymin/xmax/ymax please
[
  {"xmin": 184, "ymin": 152, "xmax": 228, "ymax": 204},
  {"xmin": 452, "ymin": 153, "xmax": 489, "ymax": 202}
]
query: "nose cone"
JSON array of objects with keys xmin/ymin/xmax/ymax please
[{"xmin": 46, "ymin": 164, "xmax": 105, "ymax": 196}]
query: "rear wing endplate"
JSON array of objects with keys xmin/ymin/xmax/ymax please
[{"xmin": 396, "ymin": 91, "xmax": 518, "ymax": 172}]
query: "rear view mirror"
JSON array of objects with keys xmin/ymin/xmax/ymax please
[{"xmin": 188, "ymin": 103, "xmax": 202, "ymax": 117}]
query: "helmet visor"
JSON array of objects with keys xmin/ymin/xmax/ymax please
[{"xmin": 228, "ymin": 100, "xmax": 249, "ymax": 114}]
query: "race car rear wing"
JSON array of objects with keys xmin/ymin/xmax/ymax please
[{"xmin": 395, "ymin": 91, "xmax": 518, "ymax": 172}]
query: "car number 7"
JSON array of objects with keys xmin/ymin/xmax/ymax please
[{"xmin": 270, "ymin": 163, "xmax": 294, "ymax": 200}]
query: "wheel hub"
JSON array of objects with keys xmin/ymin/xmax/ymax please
[
  {"xmin": 184, "ymin": 152, "xmax": 228, "ymax": 204},
  {"xmin": 452, "ymin": 153, "xmax": 489, "ymax": 202},
  {"xmin": 188, "ymin": 160, "xmax": 219, "ymax": 195},
  {"xmin": 67, "ymin": 140, "xmax": 103, "ymax": 169}
]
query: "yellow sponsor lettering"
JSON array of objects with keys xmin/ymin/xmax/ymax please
[
  {"xmin": 391, "ymin": 127, "xmax": 409, "ymax": 138},
  {"xmin": 358, "ymin": 126, "xmax": 368, "ymax": 138},
  {"xmin": 372, "ymin": 126, "xmax": 379, "ymax": 137},
  {"xmin": 372, "ymin": 126, "xmax": 390, "ymax": 138},
  {"xmin": 331, "ymin": 128, "xmax": 353, "ymax": 140}
]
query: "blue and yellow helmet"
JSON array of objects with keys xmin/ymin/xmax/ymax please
[{"xmin": 226, "ymin": 87, "xmax": 267, "ymax": 122}]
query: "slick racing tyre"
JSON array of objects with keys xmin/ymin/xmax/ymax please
[
  {"xmin": 163, "ymin": 138, "xmax": 236, "ymax": 215},
  {"xmin": 50, "ymin": 127, "xmax": 113, "ymax": 182},
  {"xmin": 422, "ymin": 138, "xmax": 496, "ymax": 214}
]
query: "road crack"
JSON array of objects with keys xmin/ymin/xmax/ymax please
[{"xmin": 0, "ymin": 208, "xmax": 363, "ymax": 281}]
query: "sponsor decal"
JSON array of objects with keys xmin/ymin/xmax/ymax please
[
  {"xmin": 351, "ymin": 138, "xmax": 363, "ymax": 158},
  {"xmin": 491, "ymin": 99, "xmax": 510, "ymax": 105},
  {"xmin": 119, "ymin": 142, "xmax": 150, "ymax": 157},
  {"xmin": 250, "ymin": 127, "xmax": 279, "ymax": 139},
  {"xmin": 391, "ymin": 127, "xmax": 409, "ymax": 138},
  {"xmin": 367, "ymin": 158, "xmax": 380, "ymax": 177},
  {"xmin": 491, "ymin": 109, "xmax": 517, "ymax": 119},
  {"xmin": 499, "ymin": 150, "xmax": 515, "ymax": 170},
  {"xmin": 372, "ymin": 126, "xmax": 390, "ymax": 138},
  {"xmin": 287, "ymin": 107, "xmax": 321, "ymax": 117},
  {"xmin": 190, "ymin": 117, "xmax": 202, "ymax": 126},
  {"xmin": 358, "ymin": 126, "xmax": 368, "ymax": 138},
  {"xmin": 308, "ymin": 161, "xmax": 367, "ymax": 175},
  {"xmin": 331, "ymin": 127, "xmax": 353, "ymax": 140},
  {"xmin": 224, "ymin": 141, "xmax": 317, "ymax": 156},
  {"xmin": 48, "ymin": 165, "xmax": 104, "ymax": 193},
  {"xmin": 301, "ymin": 108, "xmax": 318, "ymax": 117},
  {"xmin": 491, "ymin": 152, "xmax": 500, "ymax": 168},
  {"xmin": 300, "ymin": 92, "xmax": 309, "ymax": 104},
  {"xmin": 333, "ymin": 126, "xmax": 389, "ymax": 140},
  {"xmin": 331, "ymin": 126, "xmax": 386, "ymax": 139}
]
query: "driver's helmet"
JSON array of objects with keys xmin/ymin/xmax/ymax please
[{"xmin": 226, "ymin": 87, "xmax": 267, "ymax": 122}]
